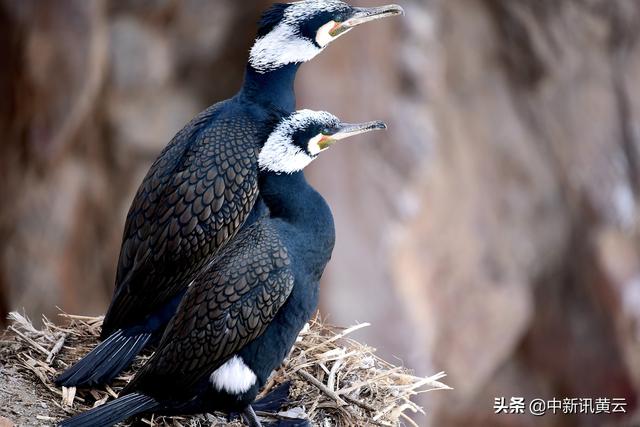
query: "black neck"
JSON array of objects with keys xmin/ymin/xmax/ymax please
[
  {"xmin": 259, "ymin": 171, "xmax": 333, "ymax": 236},
  {"xmin": 239, "ymin": 63, "xmax": 301, "ymax": 112}
]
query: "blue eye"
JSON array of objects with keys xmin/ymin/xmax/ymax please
[{"xmin": 334, "ymin": 12, "xmax": 348, "ymax": 22}]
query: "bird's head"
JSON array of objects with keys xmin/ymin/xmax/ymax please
[
  {"xmin": 259, "ymin": 110, "xmax": 387, "ymax": 173},
  {"xmin": 249, "ymin": 0, "xmax": 404, "ymax": 73}
]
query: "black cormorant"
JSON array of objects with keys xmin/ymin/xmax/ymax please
[
  {"xmin": 58, "ymin": 110, "xmax": 387, "ymax": 427},
  {"xmin": 56, "ymin": 0, "xmax": 403, "ymax": 387}
]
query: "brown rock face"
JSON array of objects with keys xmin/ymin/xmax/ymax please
[
  {"xmin": 381, "ymin": 0, "xmax": 640, "ymax": 426},
  {"xmin": 1, "ymin": 1, "xmax": 640, "ymax": 425}
]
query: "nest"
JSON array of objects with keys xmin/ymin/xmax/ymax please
[{"xmin": 0, "ymin": 311, "xmax": 450, "ymax": 426}]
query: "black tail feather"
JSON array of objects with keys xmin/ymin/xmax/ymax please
[
  {"xmin": 55, "ymin": 330, "xmax": 152, "ymax": 387},
  {"xmin": 253, "ymin": 381, "xmax": 291, "ymax": 413},
  {"xmin": 254, "ymin": 382, "xmax": 310, "ymax": 427},
  {"xmin": 58, "ymin": 392, "xmax": 159, "ymax": 427}
]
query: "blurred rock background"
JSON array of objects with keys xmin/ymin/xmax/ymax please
[{"xmin": 1, "ymin": 0, "xmax": 639, "ymax": 426}]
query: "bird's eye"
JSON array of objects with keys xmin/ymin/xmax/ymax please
[
  {"xmin": 321, "ymin": 128, "xmax": 332, "ymax": 135},
  {"xmin": 334, "ymin": 12, "xmax": 348, "ymax": 22}
]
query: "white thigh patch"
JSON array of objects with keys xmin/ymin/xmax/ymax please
[{"xmin": 209, "ymin": 356, "xmax": 257, "ymax": 394}]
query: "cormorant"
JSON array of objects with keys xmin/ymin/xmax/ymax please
[
  {"xmin": 58, "ymin": 110, "xmax": 387, "ymax": 427},
  {"xmin": 56, "ymin": 0, "xmax": 403, "ymax": 387}
]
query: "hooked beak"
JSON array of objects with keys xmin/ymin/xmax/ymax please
[
  {"xmin": 329, "ymin": 4, "xmax": 405, "ymax": 37},
  {"xmin": 318, "ymin": 121, "xmax": 387, "ymax": 150}
]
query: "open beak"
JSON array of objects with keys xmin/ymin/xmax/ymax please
[
  {"xmin": 330, "ymin": 4, "xmax": 404, "ymax": 37},
  {"xmin": 318, "ymin": 121, "xmax": 387, "ymax": 150}
]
